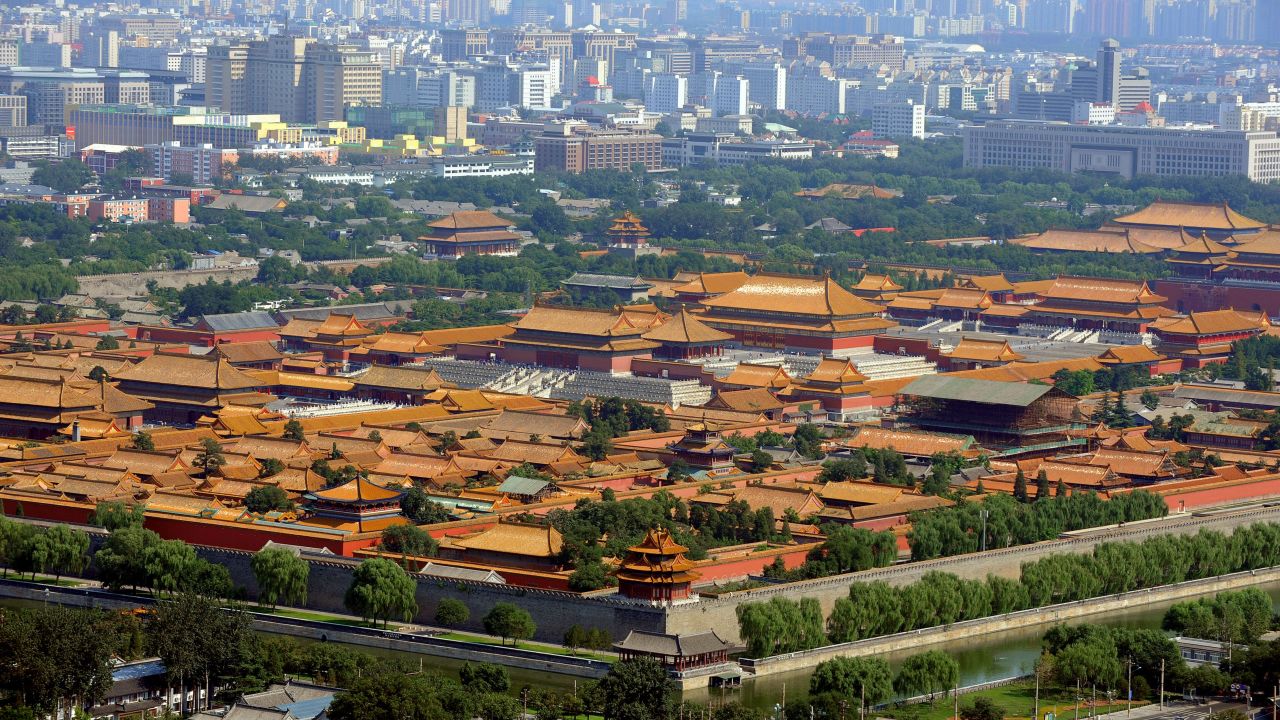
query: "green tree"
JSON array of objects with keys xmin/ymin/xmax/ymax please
[
  {"xmin": 344, "ymin": 557, "xmax": 418, "ymax": 628},
  {"xmin": 596, "ymin": 658, "xmax": 675, "ymax": 720},
  {"xmin": 381, "ymin": 524, "xmax": 437, "ymax": 560},
  {"xmin": 460, "ymin": 662, "xmax": 510, "ymax": 693},
  {"xmin": 960, "ymin": 697, "xmax": 1006, "ymax": 720},
  {"xmin": 433, "ymin": 598, "xmax": 470, "ymax": 627},
  {"xmin": 142, "ymin": 538, "xmax": 197, "ymax": 596},
  {"xmin": 251, "ymin": 546, "xmax": 309, "ymax": 609},
  {"xmin": 809, "ymin": 656, "xmax": 894, "ymax": 706},
  {"xmin": 1013, "ymin": 468, "xmax": 1028, "ymax": 503},
  {"xmin": 94, "ymin": 525, "xmax": 160, "ymax": 591},
  {"xmin": 131, "ymin": 431, "xmax": 155, "ymax": 451},
  {"xmin": 1035, "ymin": 470, "xmax": 1051, "ymax": 502},
  {"xmin": 89, "ymin": 501, "xmax": 145, "ymax": 531},
  {"xmin": 894, "ymin": 650, "xmax": 960, "ymax": 701},
  {"xmin": 326, "ymin": 672, "xmax": 451, "ymax": 720},
  {"xmin": 192, "ymin": 438, "xmax": 226, "ymax": 477},
  {"xmin": 282, "ymin": 419, "xmax": 306, "ymax": 441},
  {"xmin": 482, "ymin": 602, "xmax": 536, "ymax": 645},
  {"xmin": 30, "ymin": 524, "xmax": 89, "ymax": 581},
  {"xmin": 244, "ymin": 485, "xmax": 294, "ymax": 513},
  {"xmin": 400, "ymin": 485, "xmax": 451, "ymax": 524}
]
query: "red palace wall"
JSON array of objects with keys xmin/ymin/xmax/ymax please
[
  {"xmin": 0, "ymin": 319, "xmax": 113, "ymax": 338},
  {"xmin": 1160, "ymin": 475, "xmax": 1280, "ymax": 513},
  {"xmin": 694, "ymin": 545, "xmax": 811, "ymax": 584},
  {"xmin": 1153, "ymin": 280, "xmax": 1280, "ymax": 315},
  {"xmin": 136, "ymin": 325, "xmax": 282, "ymax": 347}
]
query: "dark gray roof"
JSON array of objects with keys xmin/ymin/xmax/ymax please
[
  {"xmin": 198, "ymin": 311, "xmax": 280, "ymax": 332},
  {"xmin": 614, "ymin": 630, "xmax": 735, "ymax": 657},
  {"xmin": 562, "ymin": 272, "xmax": 653, "ymax": 290},
  {"xmin": 418, "ymin": 562, "xmax": 506, "ymax": 583},
  {"xmin": 275, "ymin": 303, "xmax": 401, "ymax": 322},
  {"xmin": 901, "ymin": 375, "xmax": 1056, "ymax": 407},
  {"xmin": 1172, "ymin": 385, "xmax": 1280, "ymax": 409}
]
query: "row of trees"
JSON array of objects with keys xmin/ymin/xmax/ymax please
[
  {"xmin": 1161, "ymin": 588, "xmax": 1275, "ymax": 645},
  {"xmin": 738, "ymin": 522, "xmax": 1280, "ymax": 657},
  {"xmin": 907, "ymin": 490, "xmax": 1169, "ymax": 561},
  {"xmin": 0, "ymin": 517, "xmax": 89, "ymax": 581},
  {"xmin": 808, "ymin": 649, "xmax": 959, "ymax": 713}
]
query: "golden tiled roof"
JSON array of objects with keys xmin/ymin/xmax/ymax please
[
  {"xmin": 818, "ymin": 481, "xmax": 904, "ymax": 505},
  {"xmin": 213, "ymin": 341, "xmax": 283, "ymax": 364},
  {"xmin": 428, "ymin": 210, "xmax": 512, "ymax": 230},
  {"xmin": 1225, "ymin": 229, "xmax": 1280, "ymax": 257},
  {"xmin": 450, "ymin": 522, "xmax": 563, "ymax": 557},
  {"xmin": 934, "ymin": 288, "xmax": 993, "ymax": 310},
  {"xmin": 362, "ymin": 332, "xmax": 445, "ymax": 355},
  {"xmin": 313, "ymin": 313, "xmax": 372, "ymax": 338},
  {"xmin": 803, "ymin": 357, "xmax": 869, "ymax": 385},
  {"xmin": 1174, "ymin": 233, "xmax": 1234, "ymax": 256},
  {"xmin": 961, "ymin": 274, "xmax": 1014, "ymax": 292},
  {"xmin": 1112, "ymin": 201, "xmax": 1266, "ymax": 231},
  {"xmin": 701, "ymin": 273, "xmax": 884, "ymax": 318},
  {"xmin": 671, "ymin": 271, "xmax": 751, "ymax": 296},
  {"xmin": 853, "ymin": 274, "xmax": 903, "ymax": 292},
  {"xmin": 1151, "ymin": 308, "xmax": 1268, "ymax": 336},
  {"xmin": 311, "ymin": 476, "xmax": 403, "ymax": 502},
  {"xmin": 354, "ymin": 365, "xmax": 447, "ymax": 392},
  {"xmin": 1013, "ymin": 229, "xmax": 1165, "ymax": 254},
  {"xmin": 642, "ymin": 310, "xmax": 732, "ymax": 344},
  {"xmin": 1096, "ymin": 345, "xmax": 1165, "ymax": 364},
  {"xmin": 720, "ymin": 362, "xmax": 791, "ymax": 389},
  {"xmin": 1039, "ymin": 276, "xmax": 1167, "ymax": 305},
  {"xmin": 512, "ymin": 304, "xmax": 668, "ymax": 338},
  {"xmin": 114, "ymin": 353, "xmax": 263, "ymax": 390},
  {"xmin": 845, "ymin": 427, "xmax": 973, "ymax": 457},
  {"xmin": 706, "ymin": 388, "xmax": 785, "ymax": 412},
  {"xmin": 945, "ymin": 337, "xmax": 1024, "ymax": 362}
]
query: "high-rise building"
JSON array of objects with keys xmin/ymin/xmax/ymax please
[
  {"xmin": 0, "ymin": 67, "xmax": 150, "ymax": 127},
  {"xmin": 712, "ymin": 75, "xmax": 749, "ymax": 117},
  {"xmin": 81, "ymin": 30, "xmax": 120, "ymax": 68},
  {"xmin": 204, "ymin": 38, "xmax": 381, "ymax": 122},
  {"xmin": 441, "ymin": 29, "xmax": 489, "ymax": 62},
  {"xmin": 0, "ymin": 95, "xmax": 27, "ymax": 128},
  {"xmin": 644, "ymin": 73, "xmax": 687, "ymax": 113},
  {"xmin": 724, "ymin": 61, "xmax": 786, "ymax": 111},
  {"xmin": 205, "ymin": 43, "xmax": 249, "ymax": 114},
  {"xmin": 873, "ymin": 100, "xmax": 925, "ymax": 139}
]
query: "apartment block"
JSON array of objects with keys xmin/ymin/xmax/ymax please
[
  {"xmin": 872, "ymin": 101, "xmax": 925, "ymax": 139},
  {"xmin": 534, "ymin": 127, "xmax": 663, "ymax": 173}
]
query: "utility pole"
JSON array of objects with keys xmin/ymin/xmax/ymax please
[
  {"xmin": 980, "ymin": 509, "xmax": 989, "ymax": 552},
  {"xmin": 1159, "ymin": 660, "xmax": 1165, "ymax": 710},
  {"xmin": 1035, "ymin": 660, "xmax": 1041, "ymax": 720},
  {"xmin": 955, "ymin": 682, "xmax": 960, "ymax": 720},
  {"xmin": 860, "ymin": 683, "xmax": 866, "ymax": 720},
  {"xmin": 1075, "ymin": 679, "xmax": 1081, "ymax": 720},
  {"xmin": 1127, "ymin": 658, "xmax": 1133, "ymax": 719}
]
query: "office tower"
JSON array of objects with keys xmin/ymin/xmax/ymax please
[
  {"xmin": 22, "ymin": 42, "xmax": 73, "ymax": 68},
  {"xmin": 726, "ymin": 61, "xmax": 786, "ymax": 111},
  {"xmin": 446, "ymin": 0, "xmax": 490, "ymax": 24},
  {"xmin": 713, "ymin": 75, "xmax": 749, "ymax": 116},
  {"xmin": 434, "ymin": 106, "xmax": 468, "ymax": 142},
  {"xmin": 872, "ymin": 101, "xmax": 925, "ymax": 139},
  {"xmin": 1083, "ymin": 0, "xmax": 1150, "ymax": 37},
  {"xmin": 1096, "ymin": 38, "xmax": 1120, "ymax": 104},
  {"xmin": 441, "ymin": 30, "xmax": 489, "ymax": 62},
  {"xmin": 81, "ymin": 30, "xmax": 120, "ymax": 68},
  {"xmin": 534, "ymin": 126, "xmax": 663, "ymax": 172},
  {"xmin": 644, "ymin": 73, "xmax": 687, "ymax": 113},
  {"xmin": 205, "ymin": 43, "xmax": 249, "ymax": 114},
  {"xmin": 0, "ymin": 67, "xmax": 148, "ymax": 126},
  {"xmin": 205, "ymin": 39, "xmax": 381, "ymax": 122},
  {"xmin": 0, "ymin": 39, "xmax": 18, "ymax": 66},
  {"xmin": 1025, "ymin": 0, "xmax": 1077, "ymax": 32},
  {"xmin": 0, "ymin": 96, "xmax": 27, "ymax": 128},
  {"xmin": 1215, "ymin": 0, "xmax": 1256, "ymax": 42},
  {"xmin": 786, "ymin": 73, "xmax": 847, "ymax": 115},
  {"xmin": 303, "ymin": 44, "xmax": 382, "ymax": 123},
  {"xmin": 671, "ymin": 0, "xmax": 688, "ymax": 22}
]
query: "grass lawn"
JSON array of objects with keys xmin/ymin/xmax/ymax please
[
  {"xmin": 13, "ymin": 574, "xmax": 86, "ymax": 588},
  {"xmin": 253, "ymin": 605, "xmax": 402, "ymax": 631},
  {"xmin": 439, "ymin": 632, "xmax": 614, "ymax": 662},
  {"xmin": 882, "ymin": 681, "xmax": 1145, "ymax": 720}
]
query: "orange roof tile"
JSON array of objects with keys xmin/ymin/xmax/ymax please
[
  {"xmin": 720, "ymin": 362, "xmax": 791, "ymax": 389},
  {"xmin": 1152, "ymin": 309, "xmax": 1268, "ymax": 336},
  {"xmin": 310, "ymin": 476, "xmax": 402, "ymax": 502},
  {"xmin": 1039, "ymin": 276, "xmax": 1167, "ymax": 305},
  {"xmin": 1112, "ymin": 201, "xmax": 1266, "ymax": 231},
  {"xmin": 642, "ymin": 310, "xmax": 733, "ymax": 344},
  {"xmin": 701, "ymin": 273, "xmax": 884, "ymax": 318},
  {"xmin": 945, "ymin": 337, "xmax": 1024, "ymax": 362},
  {"xmin": 450, "ymin": 522, "xmax": 563, "ymax": 557},
  {"xmin": 427, "ymin": 210, "xmax": 512, "ymax": 230},
  {"xmin": 670, "ymin": 271, "xmax": 750, "ymax": 296}
]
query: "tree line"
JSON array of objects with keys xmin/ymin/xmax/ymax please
[
  {"xmin": 907, "ymin": 490, "xmax": 1169, "ymax": 561},
  {"xmin": 738, "ymin": 522, "xmax": 1280, "ymax": 658}
]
